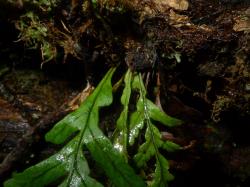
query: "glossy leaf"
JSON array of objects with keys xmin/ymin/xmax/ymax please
[
  {"xmin": 132, "ymin": 74, "xmax": 181, "ymax": 187},
  {"xmin": 114, "ymin": 70, "xmax": 132, "ymax": 157},
  {"xmin": 128, "ymin": 74, "xmax": 146, "ymax": 145},
  {"xmin": 4, "ymin": 68, "xmax": 145, "ymax": 187},
  {"xmin": 146, "ymin": 99, "xmax": 182, "ymax": 127},
  {"xmin": 4, "ymin": 137, "xmax": 102, "ymax": 187},
  {"xmin": 87, "ymin": 137, "xmax": 145, "ymax": 187},
  {"xmin": 129, "ymin": 74, "xmax": 182, "ymax": 146},
  {"xmin": 128, "ymin": 109, "xmax": 144, "ymax": 145},
  {"xmin": 45, "ymin": 68, "xmax": 116, "ymax": 144}
]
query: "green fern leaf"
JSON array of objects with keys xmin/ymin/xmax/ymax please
[
  {"xmin": 151, "ymin": 154, "xmax": 174, "ymax": 187},
  {"xmin": 146, "ymin": 99, "xmax": 182, "ymax": 127},
  {"xmin": 128, "ymin": 108, "xmax": 144, "ymax": 146},
  {"xmin": 114, "ymin": 70, "xmax": 132, "ymax": 158},
  {"xmin": 45, "ymin": 68, "xmax": 116, "ymax": 144},
  {"xmin": 4, "ymin": 137, "xmax": 102, "ymax": 187},
  {"xmin": 129, "ymin": 73, "xmax": 182, "ymax": 146},
  {"xmin": 132, "ymin": 73, "xmax": 182, "ymax": 186},
  {"xmin": 134, "ymin": 125, "xmax": 163, "ymax": 167},
  {"xmin": 161, "ymin": 141, "xmax": 181, "ymax": 152},
  {"xmin": 4, "ymin": 68, "xmax": 145, "ymax": 187}
]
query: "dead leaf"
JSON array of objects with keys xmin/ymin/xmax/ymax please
[
  {"xmin": 233, "ymin": 8, "xmax": 250, "ymax": 32},
  {"xmin": 165, "ymin": 0, "xmax": 189, "ymax": 11},
  {"xmin": 233, "ymin": 18, "xmax": 250, "ymax": 32},
  {"xmin": 67, "ymin": 82, "xmax": 94, "ymax": 110},
  {"xmin": 169, "ymin": 9, "xmax": 190, "ymax": 27}
]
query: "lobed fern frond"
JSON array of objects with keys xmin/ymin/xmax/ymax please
[{"xmin": 5, "ymin": 68, "xmax": 182, "ymax": 187}]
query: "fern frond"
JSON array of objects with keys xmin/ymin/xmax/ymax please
[{"xmin": 4, "ymin": 68, "xmax": 145, "ymax": 187}]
